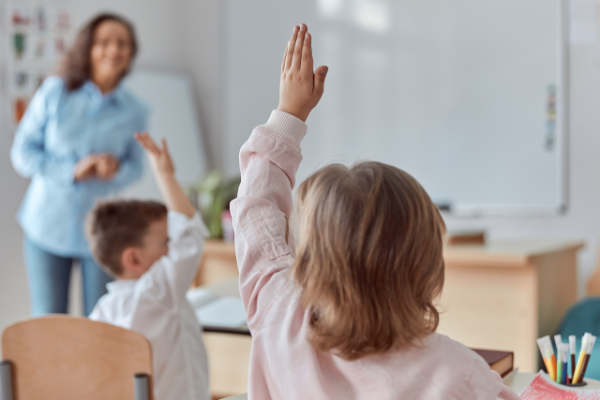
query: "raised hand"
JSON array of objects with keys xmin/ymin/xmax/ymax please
[
  {"xmin": 134, "ymin": 132, "xmax": 194, "ymax": 217},
  {"xmin": 278, "ymin": 24, "xmax": 328, "ymax": 122},
  {"xmin": 134, "ymin": 132, "xmax": 175, "ymax": 176}
]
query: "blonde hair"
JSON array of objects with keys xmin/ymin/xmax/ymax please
[{"xmin": 292, "ymin": 161, "xmax": 446, "ymax": 361}]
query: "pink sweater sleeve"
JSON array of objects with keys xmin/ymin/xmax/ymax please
[
  {"xmin": 465, "ymin": 355, "xmax": 522, "ymax": 400},
  {"xmin": 230, "ymin": 110, "xmax": 307, "ymax": 329}
]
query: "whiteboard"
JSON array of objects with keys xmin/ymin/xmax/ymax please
[
  {"xmin": 223, "ymin": 0, "xmax": 568, "ymax": 216},
  {"xmin": 121, "ymin": 69, "xmax": 207, "ymax": 201}
]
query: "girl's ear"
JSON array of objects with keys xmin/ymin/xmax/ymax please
[{"xmin": 121, "ymin": 247, "xmax": 142, "ymax": 272}]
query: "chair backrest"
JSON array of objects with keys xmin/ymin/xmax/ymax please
[{"xmin": 1, "ymin": 315, "xmax": 153, "ymax": 400}]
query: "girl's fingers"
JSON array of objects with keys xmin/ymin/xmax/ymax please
[
  {"xmin": 313, "ymin": 65, "xmax": 328, "ymax": 97},
  {"xmin": 285, "ymin": 25, "xmax": 300, "ymax": 70},
  {"xmin": 161, "ymin": 138, "xmax": 169, "ymax": 153},
  {"xmin": 301, "ymin": 32, "xmax": 314, "ymax": 76},
  {"xmin": 281, "ymin": 44, "xmax": 288, "ymax": 74},
  {"xmin": 292, "ymin": 24, "xmax": 307, "ymax": 70}
]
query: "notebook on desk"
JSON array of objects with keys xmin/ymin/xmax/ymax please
[
  {"xmin": 472, "ymin": 349, "xmax": 514, "ymax": 377},
  {"xmin": 187, "ymin": 288, "xmax": 248, "ymax": 334},
  {"xmin": 195, "ymin": 297, "xmax": 247, "ymax": 328}
]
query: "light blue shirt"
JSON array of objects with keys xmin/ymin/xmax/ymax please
[{"xmin": 11, "ymin": 76, "xmax": 149, "ymax": 256}]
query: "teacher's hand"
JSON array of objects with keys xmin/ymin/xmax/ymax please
[
  {"xmin": 96, "ymin": 154, "xmax": 120, "ymax": 181},
  {"xmin": 73, "ymin": 155, "xmax": 99, "ymax": 182}
]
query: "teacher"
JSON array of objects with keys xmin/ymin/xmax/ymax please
[{"xmin": 10, "ymin": 13, "xmax": 148, "ymax": 316}]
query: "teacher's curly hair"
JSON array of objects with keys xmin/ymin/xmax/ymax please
[{"xmin": 59, "ymin": 13, "xmax": 138, "ymax": 91}]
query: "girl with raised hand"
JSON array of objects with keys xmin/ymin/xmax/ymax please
[{"xmin": 231, "ymin": 23, "xmax": 520, "ymax": 400}]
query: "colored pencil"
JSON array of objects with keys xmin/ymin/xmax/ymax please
[
  {"xmin": 555, "ymin": 335, "xmax": 563, "ymax": 383},
  {"xmin": 580, "ymin": 335, "xmax": 596, "ymax": 383},
  {"xmin": 573, "ymin": 333, "xmax": 590, "ymax": 384},
  {"xmin": 570, "ymin": 335, "xmax": 576, "ymax": 378},
  {"xmin": 562, "ymin": 344, "xmax": 569, "ymax": 384},
  {"xmin": 537, "ymin": 336, "xmax": 556, "ymax": 382},
  {"xmin": 557, "ymin": 349, "xmax": 563, "ymax": 383}
]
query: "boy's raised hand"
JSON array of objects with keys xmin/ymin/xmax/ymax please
[
  {"xmin": 134, "ymin": 132, "xmax": 175, "ymax": 176},
  {"xmin": 134, "ymin": 132, "xmax": 195, "ymax": 218},
  {"xmin": 278, "ymin": 24, "xmax": 328, "ymax": 122}
]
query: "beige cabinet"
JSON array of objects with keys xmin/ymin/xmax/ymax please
[
  {"xmin": 197, "ymin": 239, "xmax": 585, "ymax": 396},
  {"xmin": 438, "ymin": 241, "xmax": 584, "ymax": 373}
]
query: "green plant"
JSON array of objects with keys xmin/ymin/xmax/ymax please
[{"xmin": 187, "ymin": 171, "xmax": 241, "ymax": 239}]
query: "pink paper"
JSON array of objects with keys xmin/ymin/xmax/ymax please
[{"xmin": 521, "ymin": 375, "xmax": 600, "ymax": 400}]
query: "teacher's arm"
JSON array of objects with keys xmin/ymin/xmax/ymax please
[{"xmin": 10, "ymin": 78, "xmax": 78, "ymax": 185}]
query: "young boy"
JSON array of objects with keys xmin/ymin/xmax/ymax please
[{"xmin": 87, "ymin": 132, "xmax": 209, "ymax": 400}]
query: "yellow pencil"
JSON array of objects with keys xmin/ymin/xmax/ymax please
[
  {"xmin": 546, "ymin": 348, "xmax": 557, "ymax": 381},
  {"xmin": 573, "ymin": 334, "xmax": 589, "ymax": 384}
]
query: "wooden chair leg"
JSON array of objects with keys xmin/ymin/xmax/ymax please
[
  {"xmin": 0, "ymin": 360, "xmax": 14, "ymax": 400},
  {"xmin": 134, "ymin": 373, "xmax": 150, "ymax": 400}
]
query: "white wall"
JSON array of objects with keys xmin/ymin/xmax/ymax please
[
  {"xmin": 444, "ymin": 44, "xmax": 600, "ymax": 293},
  {"xmin": 0, "ymin": 0, "xmax": 223, "ymax": 331},
  {"xmin": 0, "ymin": 62, "xmax": 31, "ymax": 332},
  {"xmin": 0, "ymin": 0, "xmax": 32, "ymax": 333},
  {"xmin": 214, "ymin": 9, "xmax": 600, "ymax": 293},
  {"xmin": 2, "ymin": 0, "xmax": 600, "ymax": 331},
  {"xmin": 180, "ymin": 0, "xmax": 223, "ymax": 170}
]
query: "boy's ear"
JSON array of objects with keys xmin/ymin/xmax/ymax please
[{"xmin": 121, "ymin": 247, "xmax": 143, "ymax": 272}]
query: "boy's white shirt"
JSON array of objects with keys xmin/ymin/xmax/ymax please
[{"xmin": 90, "ymin": 211, "xmax": 210, "ymax": 400}]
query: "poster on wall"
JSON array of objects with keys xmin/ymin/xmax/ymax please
[{"xmin": 3, "ymin": 0, "xmax": 73, "ymax": 126}]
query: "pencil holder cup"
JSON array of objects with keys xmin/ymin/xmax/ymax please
[{"xmin": 560, "ymin": 381, "xmax": 587, "ymax": 387}]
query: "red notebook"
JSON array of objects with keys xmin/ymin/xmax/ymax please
[{"xmin": 471, "ymin": 348, "xmax": 514, "ymax": 378}]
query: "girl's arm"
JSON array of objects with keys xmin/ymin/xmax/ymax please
[{"xmin": 230, "ymin": 24, "xmax": 327, "ymax": 328}]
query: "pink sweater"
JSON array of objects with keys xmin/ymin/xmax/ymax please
[{"xmin": 230, "ymin": 110, "xmax": 521, "ymax": 400}]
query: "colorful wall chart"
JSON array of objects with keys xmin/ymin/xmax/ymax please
[{"xmin": 3, "ymin": 1, "xmax": 73, "ymax": 125}]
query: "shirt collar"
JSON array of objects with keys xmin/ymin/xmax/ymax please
[
  {"xmin": 83, "ymin": 79, "xmax": 126, "ymax": 106},
  {"xmin": 106, "ymin": 279, "xmax": 137, "ymax": 292}
]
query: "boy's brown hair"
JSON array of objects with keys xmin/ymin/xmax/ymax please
[
  {"xmin": 86, "ymin": 200, "xmax": 168, "ymax": 277},
  {"xmin": 292, "ymin": 161, "xmax": 446, "ymax": 361}
]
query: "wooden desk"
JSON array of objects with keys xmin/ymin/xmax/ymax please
[
  {"xmin": 220, "ymin": 373, "xmax": 600, "ymax": 400},
  {"xmin": 438, "ymin": 240, "xmax": 584, "ymax": 373},
  {"xmin": 199, "ymin": 279, "xmax": 250, "ymax": 336},
  {"xmin": 192, "ymin": 242, "xmax": 247, "ymax": 399},
  {"xmin": 194, "ymin": 279, "xmax": 251, "ymax": 399},
  {"xmin": 193, "ymin": 240, "xmax": 238, "ymax": 287},
  {"xmin": 196, "ymin": 239, "xmax": 585, "ymax": 381},
  {"xmin": 504, "ymin": 372, "xmax": 600, "ymax": 393}
]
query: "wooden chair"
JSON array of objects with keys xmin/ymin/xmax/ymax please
[{"xmin": 0, "ymin": 315, "xmax": 153, "ymax": 400}]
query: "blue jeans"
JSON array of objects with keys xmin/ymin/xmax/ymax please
[{"xmin": 23, "ymin": 236, "xmax": 113, "ymax": 316}]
